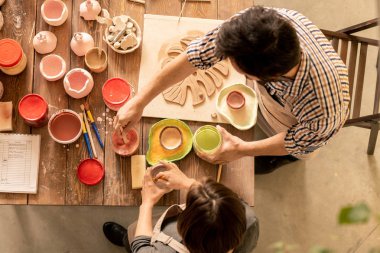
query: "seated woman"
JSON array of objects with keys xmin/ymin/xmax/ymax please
[{"xmin": 103, "ymin": 161, "xmax": 259, "ymax": 253}]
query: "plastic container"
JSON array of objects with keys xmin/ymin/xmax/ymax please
[
  {"xmin": 40, "ymin": 54, "xmax": 67, "ymax": 81},
  {"xmin": 0, "ymin": 39, "xmax": 27, "ymax": 75},
  {"xmin": 41, "ymin": 0, "xmax": 69, "ymax": 26},
  {"xmin": 77, "ymin": 158, "xmax": 104, "ymax": 186},
  {"xmin": 193, "ymin": 125, "xmax": 222, "ymax": 157},
  {"xmin": 18, "ymin": 94, "xmax": 49, "ymax": 128},
  {"xmin": 102, "ymin": 78, "xmax": 133, "ymax": 111},
  {"xmin": 48, "ymin": 109, "xmax": 82, "ymax": 144}
]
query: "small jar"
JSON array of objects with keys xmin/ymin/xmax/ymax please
[
  {"xmin": 193, "ymin": 125, "xmax": 222, "ymax": 158},
  {"xmin": 18, "ymin": 94, "xmax": 49, "ymax": 128},
  {"xmin": 102, "ymin": 78, "xmax": 133, "ymax": 111},
  {"xmin": 0, "ymin": 39, "xmax": 27, "ymax": 75}
]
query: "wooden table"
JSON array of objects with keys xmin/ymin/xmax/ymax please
[{"xmin": 0, "ymin": 0, "xmax": 255, "ymax": 206}]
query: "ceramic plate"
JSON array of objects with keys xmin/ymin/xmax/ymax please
[
  {"xmin": 146, "ymin": 119, "xmax": 193, "ymax": 165},
  {"xmin": 216, "ymin": 83, "xmax": 258, "ymax": 130}
]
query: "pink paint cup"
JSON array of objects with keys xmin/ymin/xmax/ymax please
[
  {"xmin": 48, "ymin": 109, "xmax": 82, "ymax": 144},
  {"xmin": 102, "ymin": 78, "xmax": 133, "ymax": 111},
  {"xmin": 18, "ymin": 94, "xmax": 49, "ymax": 128}
]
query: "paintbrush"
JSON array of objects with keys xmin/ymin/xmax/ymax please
[
  {"xmin": 80, "ymin": 104, "xmax": 97, "ymax": 158},
  {"xmin": 79, "ymin": 113, "xmax": 93, "ymax": 159},
  {"xmin": 84, "ymin": 102, "xmax": 104, "ymax": 149},
  {"xmin": 216, "ymin": 164, "xmax": 222, "ymax": 183},
  {"xmin": 120, "ymin": 127, "xmax": 128, "ymax": 144}
]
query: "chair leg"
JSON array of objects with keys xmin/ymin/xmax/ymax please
[{"xmin": 367, "ymin": 121, "xmax": 379, "ymax": 155}]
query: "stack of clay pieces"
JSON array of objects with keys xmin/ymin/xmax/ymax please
[{"xmin": 105, "ymin": 15, "xmax": 140, "ymax": 54}]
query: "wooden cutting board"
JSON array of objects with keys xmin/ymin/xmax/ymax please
[{"xmin": 139, "ymin": 14, "xmax": 246, "ymax": 123}]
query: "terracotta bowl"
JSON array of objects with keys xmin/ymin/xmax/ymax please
[
  {"xmin": 40, "ymin": 54, "xmax": 66, "ymax": 81},
  {"xmin": 226, "ymin": 90, "xmax": 246, "ymax": 110}
]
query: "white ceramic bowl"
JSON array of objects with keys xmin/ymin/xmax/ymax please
[{"xmin": 40, "ymin": 54, "xmax": 66, "ymax": 81}]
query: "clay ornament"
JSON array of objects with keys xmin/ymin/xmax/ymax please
[
  {"xmin": 120, "ymin": 33, "xmax": 138, "ymax": 50},
  {"xmin": 40, "ymin": 54, "xmax": 66, "ymax": 81},
  {"xmin": 33, "ymin": 31, "xmax": 57, "ymax": 54},
  {"xmin": 63, "ymin": 68, "xmax": 94, "ymax": 99},
  {"xmin": 41, "ymin": 0, "xmax": 69, "ymax": 26},
  {"xmin": 70, "ymin": 32, "xmax": 94, "ymax": 56},
  {"xmin": 80, "ymin": 0, "xmax": 101, "ymax": 21}
]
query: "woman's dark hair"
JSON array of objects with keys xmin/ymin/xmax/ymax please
[
  {"xmin": 177, "ymin": 178, "xmax": 246, "ymax": 253},
  {"xmin": 215, "ymin": 6, "xmax": 301, "ymax": 80}
]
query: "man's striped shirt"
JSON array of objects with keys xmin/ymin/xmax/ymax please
[{"xmin": 186, "ymin": 7, "xmax": 350, "ymax": 157}]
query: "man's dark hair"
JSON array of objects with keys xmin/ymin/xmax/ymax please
[
  {"xmin": 215, "ymin": 6, "xmax": 301, "ymax": 80},
  {"xmin": 177, "ymin": 178, "xmax": 246, "ymax": 253}
]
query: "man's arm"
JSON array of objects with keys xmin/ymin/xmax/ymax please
[
  {"xmin": 114, "ymin": 52, "xmax": 197, "ymax": 130},
  {"xmin": 240, "ymin": 132, "xmax": 289, "ymax": 157}
]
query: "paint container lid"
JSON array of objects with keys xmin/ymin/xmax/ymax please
[
  {"xmin": 77, "ymin": 158, "xmax": 105, "ymax": 186},
  {"xmin": 0, "ymin": 39, "xmax": 23, "ymax": 68},
  {"xmin": 102, "ymin": 78, "xmax": 131, "ymax": 105},
  {"xmin": 18, "ymin": 94, "xmax": 48, "ymax": 121}
]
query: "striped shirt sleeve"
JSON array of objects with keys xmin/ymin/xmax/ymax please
[{"xmin": 186, "ymin": 27, "xmax": 221, "ymax": 70}]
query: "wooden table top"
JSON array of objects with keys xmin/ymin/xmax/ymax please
[{"xmin": 0, "ymin": 0, "xmax": 255, "ymax": 206}]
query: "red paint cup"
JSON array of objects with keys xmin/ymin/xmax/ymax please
[
  {"xmin": 77, "ymin": 158, "xmax": 105, "ymax": 186},
  {"xmin": 18, "ymin": 94, "xmax": 49, "ymax": 127},
  {"xmin": 102, "ymin": 78, "xmax": 132, "ymax": 111}
]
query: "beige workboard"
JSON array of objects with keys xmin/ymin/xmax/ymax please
[{"xmin": 139, "ymin": 14, "xmax": 246, "ymax": 123}]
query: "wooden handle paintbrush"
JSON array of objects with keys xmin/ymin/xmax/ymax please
[
  {"xmin": 217, "ymin": 164, "xmax": 222, "ymax": 183},
  {"xmin": 84, "ymin": 102, "xmax": 104, "ymax": 149},
  {"xmin": 81, "ymin": 105, "xmax": 97, "ymax": 158},
  {"xmin": 79, "ymin": 113, "xmax": 93, "ymax": 159}
]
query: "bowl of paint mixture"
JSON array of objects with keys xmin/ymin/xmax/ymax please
[
  {"xmin": 48, "ymin": 109, "xmax": 82, "ymax": 144},
  {"xmin": 40, "ymin": 54, "xmax": 66, "ymax": 81},
  {"xmin": 112, "ymin": 127, "xmax": 139, "ymax": 156},
  {"xmin": 85, "ymin": 47, "xmax": 107, "ymax": 73},
  {"xmin": 193, "ymin": 125, "xmax": 222, "ymax": 156}
]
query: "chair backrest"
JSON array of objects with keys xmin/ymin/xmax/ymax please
[{"xmin": 321, "ymin": 20, "xmax": 379, "ymax": 120}]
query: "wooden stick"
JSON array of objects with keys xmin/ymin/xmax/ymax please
[
  {"xmin": 82, "ymin": 108, "xmax": 98, "ymax": 159},
  {"xmin": 216, "ymin": 164, "xmax": 222, "ymax": 183},
  {"xmin": 129, "ymin": 0, "xmax": 145, "ymax": 4}
]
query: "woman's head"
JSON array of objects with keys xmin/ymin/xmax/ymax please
[
  {"xmin": 177, "ymin": 178, "xmax": 246, "ymax": 253},
  {"xmin": 215, "ymin": 6, "xmax": 301, "ymax": 80}
]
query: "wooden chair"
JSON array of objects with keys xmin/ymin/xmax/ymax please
[{"xmin": 321, "ymin": 19, "xmax": 380, "ymax": 155}]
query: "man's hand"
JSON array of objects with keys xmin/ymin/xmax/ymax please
[
  {"xmin": 154, "ymin": 161, "xmax": 196, "ymax": 190},
  {"xmin": 141, "ymin": 168, "xmax": 171, "ymax": 207},
  {"xmin": 113, "ymin": 96, "xmax": 143, "ymax": 131},
  {"xmin": 196, "ymin": 125, "xmax": 247, "ymax": 164}
]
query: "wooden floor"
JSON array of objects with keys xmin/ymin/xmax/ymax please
[{"xmin": 0, "ymin": 0, "xmax": 255, "ymax": 206}]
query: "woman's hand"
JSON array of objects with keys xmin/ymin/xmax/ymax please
[
  {"xmin": 141, "ymin": 168, "xmax": 171, "ymax": 207},
  {"xmin": 154, "ymin": 161, "xmax": 196, "ymax": 190},
  {"xmin": 196, "ymin": 125, "xmax": 247, "ymax": 164},
  {"xmin": 113, "ymin": 96, "xmax": 144, "ymax": 131}
]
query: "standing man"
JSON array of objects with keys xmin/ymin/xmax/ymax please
[{"xmin": 114, "ymin": 6, "xmax": 350, "ymax": 174}]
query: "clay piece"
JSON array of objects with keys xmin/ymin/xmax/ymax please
[
  {"xmin": 102, "ymin": 15, "xmax": 141, "ymax": 54},
  {"xmin": 0, "ymin": 81, "xmax": 3, "ymax": 99},
  {"xmin": 161, "ymin": 34, "xmax": 229, "ymax": 106},
  {"xmin": 41, "ymin": 0, "xmax": 69, "ymax": 26},
  {"xmin": 63, "ymin": 68, "xmax": 94, "ymax": 99},
  {"xmin": 40, "ymin": 54, "xmax": 67, "ymax": 81},
  {"xmin": 0, "ymin": 101, "xmax": 13, "ymax": 132},
  {"xmin": 33, "ymin": 31, "xmax": 57, "ymax": 54},
  {"xmin": 80, "ymin": 0, "xmax": 101, "ymax": 21},
  {"xmin": 70, "ymin": 32, "xmax": 94, "ymax": 56}
]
